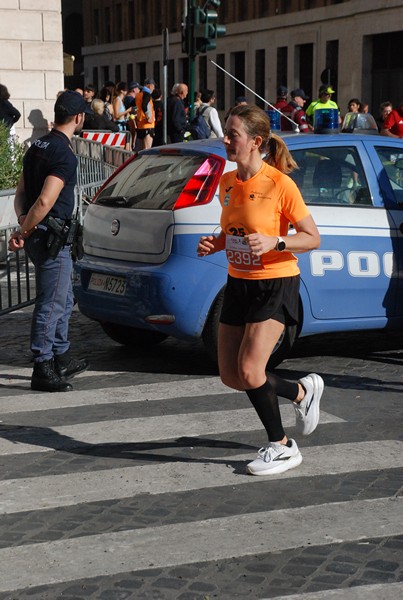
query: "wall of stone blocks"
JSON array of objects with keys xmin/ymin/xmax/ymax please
[{"xmin": 0, "ymin": 0, "xmax": 64, "ymax": 144}]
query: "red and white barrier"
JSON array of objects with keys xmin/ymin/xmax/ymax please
[{"xmin": 82, "ymin": 131, "xmax": 128, "ymax": 147}]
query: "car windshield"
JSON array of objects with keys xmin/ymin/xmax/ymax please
[{"xmin": 95, "ymin": 154, "xmax": 206, "ymax": 210}]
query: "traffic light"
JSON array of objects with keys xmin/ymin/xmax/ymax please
[
  {"xmin": 181, "ymin": 13, "xmax": 192, "ymax": 54},
  {"xmin": 192, "ymin": 1, "xmax": 226, "ymax": 55}
]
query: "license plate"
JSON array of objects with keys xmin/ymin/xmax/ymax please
[{"xmin": 88, "ymin": 273, "xmax": 127, "ymax": 296}]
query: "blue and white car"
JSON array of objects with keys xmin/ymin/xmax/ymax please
[{"xmin": 73, "ymin": 133, "xmax": 403, "ymax": 366}]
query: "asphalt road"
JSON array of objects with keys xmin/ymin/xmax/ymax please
[{"xmin": 0, "ymin": 306, "xmax": 402, "ymax": 600}]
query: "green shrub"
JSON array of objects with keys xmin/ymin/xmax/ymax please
[{"xmin": 0, "ymin": 120, "xmax": 25, "ymax": 190}]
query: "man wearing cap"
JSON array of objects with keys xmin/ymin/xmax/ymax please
[
  {"xmin": 273, "ymin": 86, "xmax": 288, "ymax": 110},
  {"xmin": 135, "ymin": 77, "xmax": 156, "ymax": 149},
  {"xmin": 281, "ymin": 88, "xmax": 311, "ymax": 133},
  {"xmin": 306, "ymin": 85, "xmax": 340, "ymax": 126},
  {"xmin": 124, "ymin": 82, "xmax": 141, "ymax": 110},
  {"xmin": 8, "ymin": 90, "xmax": 90, "ymax": 392}
]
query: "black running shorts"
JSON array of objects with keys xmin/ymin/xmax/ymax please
[
  {"xmin": 137, "ymin": 128, "xmax": 155, "ymax": 139},
  {"xmin": 219, "ymin": 274, "xmax": 300, "ymax": 326}
]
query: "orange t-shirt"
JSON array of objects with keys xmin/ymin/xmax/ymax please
[{"xmin": 219, "ymin": 161, "xmax": 310, "ymax": 279}]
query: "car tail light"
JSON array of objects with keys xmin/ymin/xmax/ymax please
[{"xmin": 173, "ymin": 156, "xmax": 225, "ymax": 210}]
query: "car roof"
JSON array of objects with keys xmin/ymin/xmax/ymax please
[{"xmin": 143, "ymin": 132, "xmax": 396, "ymax": 160}]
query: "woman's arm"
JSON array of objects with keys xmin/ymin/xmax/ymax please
[
  {"xmin": 197, "ymin": 230, "xmax": 226, "ymax": 256},
  {"xmin": 113, "ymin": 97, "xmax": 131, "ymax": 121},
  {"xmin": 246, "ymin": 214, "xmax": 320, "ymax": 257}
]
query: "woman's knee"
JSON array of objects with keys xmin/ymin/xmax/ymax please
[
  {"xmin": 238, "ymin": 363, "xmax": 266, "ymax": 390},
  {"xmin": 219, "ymin": 369, "xmax": 244, "ymax": 391}
]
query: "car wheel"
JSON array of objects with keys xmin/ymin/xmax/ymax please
[
  {"xmin": 202, "ymin": 287, "xmax": 299, "ymax": 368},
  {"xmin": 202, "ymin": 288, "xmax": 225, "ymax": 364},
  {"xmin": 267, "ymin": 323, "xmax": 298, "ymax": 369},
  {"xmin": 100, "ymin": 322, "xmax": 167, "ymax": 347}
]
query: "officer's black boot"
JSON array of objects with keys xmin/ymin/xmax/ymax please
[
  {"xmin": 54, "ymin": 349, "xmax": 89, "ymax": 380},
  {"xmin": 31, "ymin": 360, "xmax": 73, "ymax": 393}
]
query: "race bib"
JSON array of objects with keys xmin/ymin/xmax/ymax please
[{"xmin": 225, "ymin": 234, "xmax": 263, "ymax": 271}]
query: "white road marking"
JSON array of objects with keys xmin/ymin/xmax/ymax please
[
  {"xmin": 0, "ymin": 376, "xmax": 235, "ymax": 413},
  {"xmin": 0, "ymin": 497, "xmax": 401, "ymax": 593},
  {"xmin": 0, "ymin": 440, "xmax": 400, "ymax": 514},
  {"xmin": 0, "ymin": 405, "xmax": 344, "ymax": 455}
]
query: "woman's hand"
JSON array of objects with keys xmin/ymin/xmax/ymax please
[
  {"xmin": 246, "ymin": 233, "xmax": 277, "ymax": 257},
  {"xmin": 197, "ymin": 235, "xmax": 218, "ymax": 257}
]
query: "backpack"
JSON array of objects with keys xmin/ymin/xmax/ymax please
[{"xmin": 188, "ymin": 106, "xmax": 211, "ymax": 140}]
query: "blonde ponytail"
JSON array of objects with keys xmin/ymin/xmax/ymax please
[{"xmin": 264, "ymin": 133, "xmax": 298, "ymax": 174}]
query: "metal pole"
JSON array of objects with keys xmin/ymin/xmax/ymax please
[
  {"xmin": 188, "ymin": 0, "xmax": 196, "ymax": 119},
  {"xmin": 162, "ymin": 28, "xmax": 169, "ymax": 145},
  {"xmin": 209, "ymin": 59, "xmax": 300, "ymax": 132}
]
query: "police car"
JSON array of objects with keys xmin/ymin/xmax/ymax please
[{"xmin": 73, "ymin": 129, "xmax": 403, "ymax": 367}]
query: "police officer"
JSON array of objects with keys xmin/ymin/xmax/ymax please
[
  {"xmin": 281, "ymin": 88, "xmax": 311, "ymax": 133},
  {"xmin": 8, "ymin": 90, "xmax": 90, "ymax": 392}
]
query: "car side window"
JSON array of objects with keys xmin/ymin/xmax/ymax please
[
  {"xmin": 289, "ymin": 146, "xmax": 371, "ymax": 206},
  {"xmin": 374, "ymin": 147, "xmax": 403, "ymax": 205}
]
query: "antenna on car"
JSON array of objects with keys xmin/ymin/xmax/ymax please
[{"xmin": 210, "ymin": 59, "xmax": 300, "ymax": 133}]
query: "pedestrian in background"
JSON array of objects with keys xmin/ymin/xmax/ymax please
[
  {"xmin": 281, "ymin": 88, "xmax": 310, "ymax": 132},
  {"xmin": 166, "ymin": 82, "xmax": 188, "ymax": 143},
  {"xmin": 273, "ymin": 86, "xmax": 288, "ymax": 110},
  {"xmin": 112, "ymin": 81, "xmax": 132, "ymax": 131},
  {"xmin": 85, "ymin": 98, "xmax": 119, "ymax": 132},
  {"xmin": 306, "ymin": 85, "xmax": 341, "ymax": 126},
  {"xmin": 347, "ymin": 98, "xmax": 361, "ymax": 113},
  {"xmin": 99, "ymin": 84, "xmax": 115, "ymax": 120},
  {"xmin": 381, "ymin": 100, "xmax": 403, "ymax": 138},
  {"xmin": 224, "ymin": 95, "xmax": 248, "ymax": 122},
  {"xmin": 152, "ymin": 87, "xmax": 164, "ymax": 146},
  {"xmin": 0, "ymin": 83, "xmax": 21, "ymax": 135},
  {"xmin": 197, "ymin": 104, "xmax": 324, "ymax": 476},
  {"xmin": 8, "ymin": 90, "xmax": 90, "ymax": 392},
  {"xmin": 376, "ymin": 100, "xmax": 393, "ymax": 132},
  {"xmin": 198, "ymin": 89, "xmax": 223, "ymax": 138},
  {"xmin": 135, "ymin": 77, "xmax": 156, "ymax": 149},
  {"xmin": 83, "ymin": 84, "xmax": 96, "ymax": 106}
]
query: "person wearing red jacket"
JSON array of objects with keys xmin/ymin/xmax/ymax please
[
  {"xmin": 381, "ymin": 101, "xmax": 403, "ymax": 138},
  {"xmin": 281, "ymin": 89, "xmax": 311, "ymax": 133}
]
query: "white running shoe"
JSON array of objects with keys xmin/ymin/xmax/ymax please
[
  {"xmin": 294, "ymin": 373, "xmax": 324, "ymax": 436},
  {"xmin": 246, "ymin": 439, "xmax": 302, "ymax": 476}
]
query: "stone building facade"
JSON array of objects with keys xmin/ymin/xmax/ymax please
[
  {"xmin": 0, "ymin": 0, "xmax": 64, "ymax": 144},
  {"xmin": 82, "ymin": 0, "xmax": 403, "ymax": 119}
]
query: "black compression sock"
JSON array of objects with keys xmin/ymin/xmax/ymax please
[
  {"xmin": 245, "ymin": 380, "xmax": 285, "ymax": 442},
  {"xmin": 267, "ymin": 372, "xmax": 299, "ymax": 401}
]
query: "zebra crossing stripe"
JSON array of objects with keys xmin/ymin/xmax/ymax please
[
  {"xmin": 0, "ymin": 496, "xmax": 401, "ymax": 593},
  {"xmin": 0, "ymin": 440, "xmax": 401, "ymax": 514},
  {"xmin": 0, "ymin": 405, "xmax": 344, "ymax": 456},
  {"xmin": 264, "ymin": 582, "xmax": 403, "ymax": 600},
  {"xmin": 0, "ymin": 376, "xmax": 235, "ymax": 413}
]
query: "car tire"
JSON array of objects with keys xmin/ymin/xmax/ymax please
[
  {"xmin": 100, "ymin": 322, "xmax": 167, "ymax": 347},
  {"xmin": 267, "ymin": 323, "xmax": 298, "ymax": 369},
  {"xmin": 202, "ymin": 288, "xmax": 225, "ymax": 364},
  {"xmin": 202, "ymin": 287, "xmax": 299, "ymax": 368}
]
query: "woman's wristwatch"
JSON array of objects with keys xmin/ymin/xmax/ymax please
[{"xmin": 275, "ymin": 236, "xmax": 286, "ymax": 251}]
